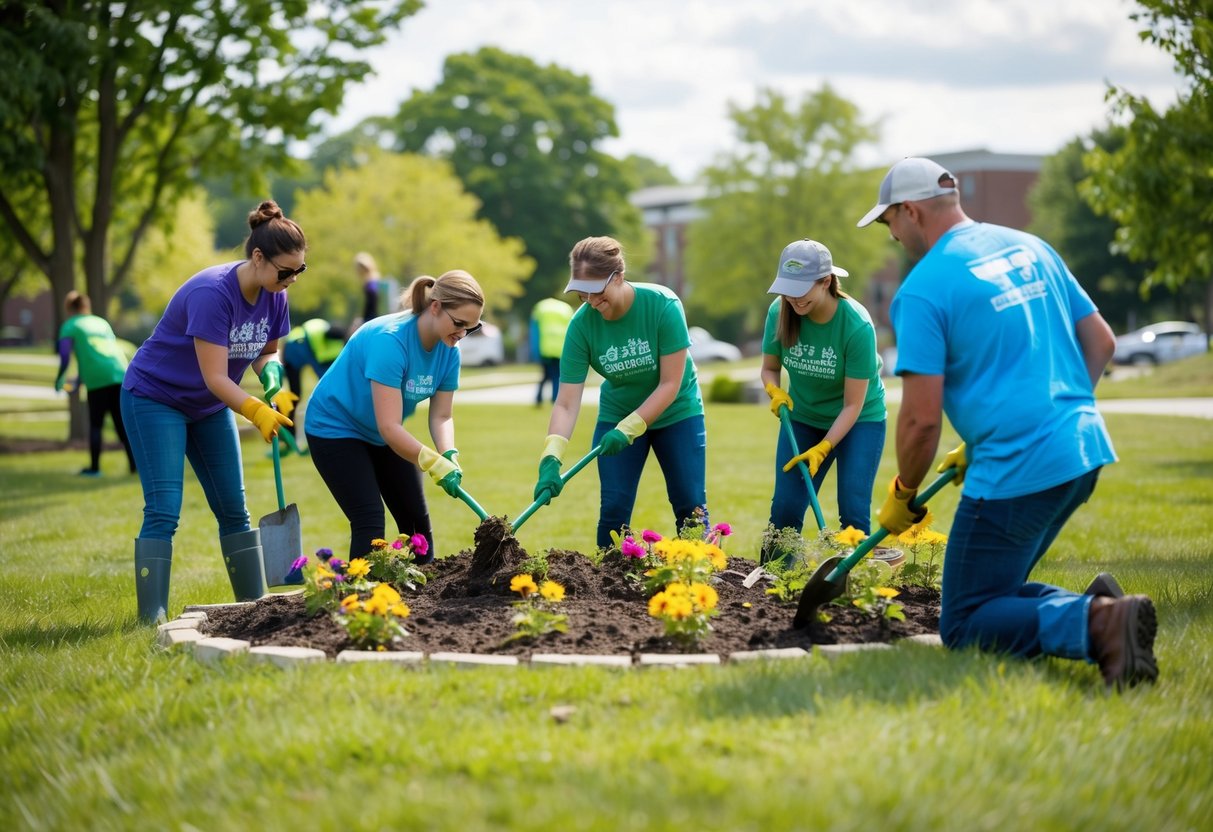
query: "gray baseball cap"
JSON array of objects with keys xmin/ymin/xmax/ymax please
[
  {"xmin": 857, "ymin": 157, "xmax": 958, "ymax": 227},
  {"xmin": 768, "ymin": 239, "xmax": 848, "ymax": 296}
]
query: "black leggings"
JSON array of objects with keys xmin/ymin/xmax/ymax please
[
  {"xmin": 306, "ymin": 433, "xmax": 434, "ymax": 561},
  {"xmin": 86, "ymin": 384, "xmax": 135, "ymax": 472}
]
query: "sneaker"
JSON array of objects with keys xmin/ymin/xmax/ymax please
[
  {"xmin": 78, "ymin": 468, "xmax": 102, "ymax": 477},
  {"xmin": 1084, "ymin": 572, "xmax": 1125, "ymax": 598}
]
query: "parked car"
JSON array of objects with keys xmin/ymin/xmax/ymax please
[
  {"xmin": 456, "ymin": 321, "xmax": 505, "ymax": 367},
  {"xmin": 688, "ymin": 326, "xmax": 742, "ymax": 364},
  {"xmin": 1112, "ymin": 321, "xmax": 1208, "ymax": 366}
]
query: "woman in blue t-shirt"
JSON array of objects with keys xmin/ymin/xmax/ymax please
[
  {"xmin": 761, "ymin": 239, "xmax": 887, "ymax": 561},
  {"xmin": 305, "ymin": 271, "xmax": 484, "ymax": 561},
  {"xmin": 121, "ymin": 200, "xmax": 304, "ymax": 622}
]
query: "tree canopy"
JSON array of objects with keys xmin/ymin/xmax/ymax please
[
  {"xmin": 0, "ymin": 0, "xmax": 419, "ymax": 331},
  {"xmin": 385, "ymin": 47, "xmax": 647, "ymax": 315},
  {"xmin": 683, "ymin": 85, "xmax": 887, "ymax": 339},
  {"xmin": 291, "ymin": 151, "xmax": 534, "ymax": 322}
]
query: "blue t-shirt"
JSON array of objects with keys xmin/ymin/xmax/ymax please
[
  {"xmin": 124, "ymin": 261, "xmax": 290, "ymax": 420},
  {"xmin": 305, "ymin": 312, "xmax": 460, "ymax": 444},
  {"xmin": 890, "ymin": 221, "xmax": 1116, "ymax": 500}
]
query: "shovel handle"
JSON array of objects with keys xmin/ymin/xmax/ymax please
[
  {"xmin": 271, "ymin": 417, "xmax": 287, "ymax": 512},
  {"xmin": 824, "ymin": 467, "xmax": 957, "ymax": 582},
  {"xmin": 454, "ymin": 485, "xmax": 489, "ymax": 522},
  {"xmin": 511, "ymin": 444, "xmax": 603, "ymax": 533},
  {"xmin": 778, "ymin": 406, "xmax": 826, "ymax": 531}
]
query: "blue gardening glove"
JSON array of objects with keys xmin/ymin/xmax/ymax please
[
  {"xmin": 783, "ymin": 439, "xmax": 833, "ymax": 476},
  {"xmin": 876, "ymin": 476, "xmax": 927, "ymax": 535},
  {"xmin": 937, "ymin": 442, "xmax": 967, "ymax": 486},
  {"xmin": 599, "ymin": 411, "xmax": 647, "ymax": 456},
  {"xmin": 765, "ymin": 382, "xmax": 793, "ymax": 418},
  {"xmin": 259, "ymin": 361, "xmax": 284, "ymax": 401}
]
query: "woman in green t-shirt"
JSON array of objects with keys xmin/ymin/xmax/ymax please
[
  {"xmin": 761, "ymin": 239, "xmax": 887, "ymax": 557},
  {"xmin": 531, "ymin": 236, "xmax": 708, "ymax": 548}
]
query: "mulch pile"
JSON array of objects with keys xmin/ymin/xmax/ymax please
[{"xmin": 203, "ymin": 521, "xmax": 941, "ymax": 659}]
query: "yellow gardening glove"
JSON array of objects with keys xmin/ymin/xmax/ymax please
[
  {"xmin": 600, "ymin": 411, "xmax": 647, "ymax": 456},
  {"xmin": 239, "ymin": 397, "xmax": 293, "ymax": 443},
  {"xmin": 417, "ymin": 445, "xmax": 461, "ymax": 497},
  {"xmin": 937, "ymin": 442, "xmax": 967, "ymax": 486},
  {"xmin": 876, "ymin": 476, "xmax": 927, "ymax": 534},
  {"xmin": 783, "ymin": 439, "xmax": 833, "ymax": 476},
  {"xmin": 765, "ymin": 382, "xmax": 793, "ymax": 418},
  {"xmin": 270, "ymin": 389, "xmax": 299, "ymax": 419}
]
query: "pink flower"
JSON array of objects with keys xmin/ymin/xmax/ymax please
[
  {"xmin": 641, "ymin": 529, "xmax": 662, "ymax": 544},
  {"xmin": 621, "ymin": 537, "xmax": 645, "ymax": 559},
  {"xmin": 290, "ymin": 555, "xmax": 308, "ymax": 570},
  {"xmin": 392, "ymin": 538, "xmax": 405, "ymax": 550},
  {"xmin": 713, "ymin": 523, "xmax": 733, "ymax": 537},
  {"xmin": 410, "ymin": 534, "xmax": 429, "ymax": 556}
]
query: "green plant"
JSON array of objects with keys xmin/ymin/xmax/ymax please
[
  {"xmin": 337, "ymin": 582, "xmax": 411, "ymax": 649},
  {"xmin": 896, "ymin": 526, "xmax": 948, "ymax": 590},
  {"xmin": 647, "ymin": 580, "xmax": 719, "ymax": 645},
  {"xmin": 364, "ymin": 534, "xmax": 429, "ymax": 589},
  {"xmin": 517, "ymin": 551, "xmax": 551, "ymax": 581},
  {"xmin": 763, "ymin": 557, "xmax": 818, "ymax": 603},
  {"xmin": 706, "ymin": 374, "xmax": 743, "ymax": 403},
  {"xmin": 504, "ymin": 574, "xmax": 568, "ymax": 642},
  {"xmin": 641, "ymin": 536, "xmax": 728, "ymax": 646},
  {"xmin": 301, "ymin": 549, "xmax": 375, "ymax": 616}
]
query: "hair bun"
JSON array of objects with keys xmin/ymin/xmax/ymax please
[{"xmin": 247, "ymin": 200, "xmax": 284, "ymax": 230}]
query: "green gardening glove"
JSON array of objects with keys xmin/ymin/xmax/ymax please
[
  {"xmin": 259, "ymin": 361, "xmax": 283, "ymax": 401},
  {"xmin": 533, "ymin": 456, "xmax": 564, "ymax": 505},
  {"xmin": 599, "ymin": 411, "xmax": 647, "ymax": 456},
  {"xmin": 418, "ymin": 446, "xmax": 461, "ymax": 498}
]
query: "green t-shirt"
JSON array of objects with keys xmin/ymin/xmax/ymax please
[
  {"xmin": 561, "ymin": 283, "xmax": 703, "ymax": 428},
  {"xmin": 762, "ymin": 296, "xmax": 886, "ymax": 428},
  {"xmin": 57, "ymin": 314, "xmax": 128, "ymax": 390}
]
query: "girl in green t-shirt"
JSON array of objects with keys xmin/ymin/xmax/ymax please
[
  {"xmin": 761, "ymin": 239, "xmax": 887, "ymax": 559},
  {"xmin": 531, "ymin": 236, "xmax": 708, "ymax": 548}
]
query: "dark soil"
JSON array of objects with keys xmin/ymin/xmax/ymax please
[{"xmin": 203, "ymin": 535, "xmax": 941, "ymax": 659}]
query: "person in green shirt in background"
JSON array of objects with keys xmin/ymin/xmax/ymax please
[
  {"xmin": 530, "ymin": 296, "xmax": 574, "ymax": 406},
  {"xmin": 54, "ymin": 291, "xmax": 136, "ymax": 476},
  {"xmin": 532, "ymin": 236, "xmax": 708, "ymax": 549},
  {"xmin": 280, "ymin": 318, "xmax": 347, "ymax": 449},
  {"xmin": 761, "ymin": 239, "xmax": 887, "ymax": 561}
]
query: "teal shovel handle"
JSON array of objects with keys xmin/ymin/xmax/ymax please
[
  {"xmin": 454, "ymin": 485, "xmax": 489, "ymax": 522},
  {"xmin": 778, "ymin": 406, "xmax": 826, "ymax": 531},
  {"xmin": 511, "ymin": 444, "xmax": 603, "ymax": 533}
]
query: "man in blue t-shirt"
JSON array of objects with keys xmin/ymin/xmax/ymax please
[{"xmin": 857, "ymin": 157, "xmax": 1157, "ymax": 689}]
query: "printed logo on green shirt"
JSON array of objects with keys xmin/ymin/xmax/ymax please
[
  {"xmin": 785, "ymin": 343, "xmax": 838, "ymax": 379},
  {"xmin": 599, "ymin": 338, "xmax": 656, "ymax": 376}
]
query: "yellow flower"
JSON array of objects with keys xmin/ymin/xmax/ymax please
[
  {"xmin": 664, "ymin": 582, "xmax": 690, "ymax": 598},
  {"xmin": 370, "ymin": 538, "xmax": 389, "ymax": 549},
  {"xmin": 510, "ymin": 574, "xmax": 538, "ymax": 597},
  {"xmin": 876, "ymin": 587, "xmax": 900, "ymax": 599},
  {"xmin": 315, "ymin": 564, "xmax": 335, "ymax": 578},
  {"xmin": 372, "ymin": 583, "xmax": 402, "ymax": 606},
  {"xmin": 834, "ymin": 526, "xmax": 868, "ymax": 548},
  {"xmin": 539, "ymin": 581, "xmax": 565, "ymax": 602},
  {"xmin": 648, "ymin": 591, "xmax": 670, "ymax": 618},
  {"xmin": 389, "ymin": 602, "xmax": 410, "ymax": 618},
  {"xmin": 690, "ymin": 582, "xmax": 718, "ymax": 611},
  {"xmin": 363, "ymin": 594, "xmax": 389, "ymax": 616},
  {"xmin": 346, "ymin": 558, "xmax": 371, "ymax": 578},
  {"xmin": 702, "ymin": 543, "xmax": 727, "ymax": 571},
  {"xmin": 318, "ymin": 579, "xmax": 333, "ymax": 590},
  {"xmin": 897, "ymin": 529, "xmax": 918, "ymax": 546},
  {"xmin": 340, "ymin": 593, "xmax": 361, "ymax": 612},
  {"xmin": 666, "ymin": 597, "xmax": 694, "ymax": 621},
  {"xmin": 918, "ymin": 530, "xmax": 948, "ymax": 546}
]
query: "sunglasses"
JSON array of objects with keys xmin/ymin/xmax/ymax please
[
  {"xmin": 443, "ymin": 308, "xmax": 483, "ymax": 335},
  {"xmin": 267, "ymin": 255, "xmax": 307, "ymax": 282}
]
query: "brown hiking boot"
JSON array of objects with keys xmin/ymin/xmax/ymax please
[
  {"xmin": 1084, "ymin": 572, "xmax": 1125, "ymax": 598},
  {"xmin": 1088, "ymin": 595, "xmax": 1159, "ymax": 689}
]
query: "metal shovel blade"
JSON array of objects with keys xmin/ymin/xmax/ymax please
[
  {"xmin": 792, "ymin": 555, "xmax": 847, "ymax": 628},
  {"xmin": 260, "ymin": 503, "xmax": 303, "ymax": 587}
]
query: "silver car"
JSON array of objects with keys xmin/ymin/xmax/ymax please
[
  {"xmin": 688, "ymin": 326, "xmax": 742, "ymax": 363},
  {"xmin": 1113, "ymin": 321, "xmax": 1208, "ymax": 366}
]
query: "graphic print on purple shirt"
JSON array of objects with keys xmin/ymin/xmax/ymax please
[{"xmin": 123, "ymin": 261, "xmax": 290, "ymax": 420}]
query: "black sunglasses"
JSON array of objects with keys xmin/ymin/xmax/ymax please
[
  {"xmin": 267, "ymin": 255, "xmax": 307, "ymax": 282},
  {"xmin": 443, "ymin": 308, "xmax": 483, "ymax": 335}
]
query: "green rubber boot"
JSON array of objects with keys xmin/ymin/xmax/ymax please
[
  {"xmin": 134, "ymin": 538, "xmax": 173, "ymax": 624},
  {"xmin": 220, "ymin": 529, "xmax": 268, "ymax": 602}
]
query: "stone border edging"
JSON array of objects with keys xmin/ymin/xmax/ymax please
[{"xmin": 157, "ymin": 602, "xmax": 945, "ymax": 668}]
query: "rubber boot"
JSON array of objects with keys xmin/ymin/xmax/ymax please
[
  {"xmin": 220, "ymin": 529, "xmax": 268, "ymax": 602},
  {"xmin": 134, "ymin": 538, "xmax": 173, "ymax": 624}
]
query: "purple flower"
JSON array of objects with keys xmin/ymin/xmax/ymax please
[
  {"xmin": 329, "ymin": 558, "xmax": 347, "ymax": 573},
  {"xmin": 333, "ymin": 573, "xmax": 346, "ymax": 583},
  {"xmin": 713, "ymin": 523, "xmax": 733, "ymax": 537},
  {"xmin": 641, "ymin": 529, "xmax": 662, "ymax": 544},
  {"xmin": 392, "ymin": 539, "xmax": 405, "ymax": 550},
  {"xmin": 290, "ymin": 555, "xmax": 308, "ymax": 570},
  {"xmin": 410, "ymin": 534, "xmax": 429, "ymax": 557},
  {"xmin": 315, "ymin": 547, "xmax": 333, "ymax": 561},
  {"xmin": 621, "ymin": 537, "xmax": 645, "ymax": 559}
]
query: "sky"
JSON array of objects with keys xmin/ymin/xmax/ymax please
[{"xmin": 319, "ymin": 0, "xmax": 1183, "ymax": 181}]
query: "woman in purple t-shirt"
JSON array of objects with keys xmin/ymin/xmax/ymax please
[{"xmin": 120, "ymin": 200, "xmax": 304, "ymax": 623}]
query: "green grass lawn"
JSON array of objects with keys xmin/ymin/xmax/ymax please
[{"xmin": 1, "ymin": 398, "xmax": 1212, "ymax": 830}]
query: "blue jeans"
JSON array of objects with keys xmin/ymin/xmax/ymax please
[
  {"xmin": 536, "ymin": 358, "xmax": 560, "ymax": 404},
  {"xmin": 121, "ymin": 388, "xmax": 251, "ymax": 542},
  {"xmin": 940, "ymin": 469, "xmax": 1102, "ymax": 660},
  {"xmin": 593, "ymin": 414, "xmax": 707, "ymax": 549},
  {"xmin": 769, "ymin": 419, "xmax": 885, "ymax": 535}
]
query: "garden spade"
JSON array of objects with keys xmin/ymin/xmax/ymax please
[
  {"xmin": 259, "ymin": 430, "xmax": 304, "ymax": 587},
  {"xmin": 792, "ymin": 467, "xmax": 956, "ymax": 628},
  {"xmin": 511, "ymin": 444, "xmax": 603, "ymax": 533},
  {"xmin": 778, "ymin": 405, "xmax": 826, "ymax": 531}
]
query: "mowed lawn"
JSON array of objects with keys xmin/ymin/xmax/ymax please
[{"xmin": 1, "ymin": 397, "xmax": 1211, "ymax": 831}]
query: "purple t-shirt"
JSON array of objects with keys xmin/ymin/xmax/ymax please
[{"xmin": 124, "ymin": 262, "xmax": 291, "ymax": 419}]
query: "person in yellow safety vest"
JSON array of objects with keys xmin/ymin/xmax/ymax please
[
  {"xmin": 281, "ymin": 319, "xmax": 348, "ymax": 445},
  {"xmin": 530, "ymin": 297, "xmax": 574, "ymax": 406}
]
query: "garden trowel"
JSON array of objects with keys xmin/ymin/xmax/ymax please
[{"xmin": 259, "ymin": 428, "xmax": 304, "ymax": 586}]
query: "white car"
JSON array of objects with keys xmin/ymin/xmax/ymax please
[
  {"xmin": 1113, "ymin": 321, "xmax": 1208, "ymax": 366},
  {"xmin": 456, "ymin": 321, "xmax": 505, "ymax": 367},
  {"xmin": 688, "ymin": 326, "xmax": 742, "ymax": 364}
]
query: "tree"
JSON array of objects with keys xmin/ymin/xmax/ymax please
[
  {"xmin": 1028, "ymin": 128, "xmax": 1163, "ymax": 331},
  {"xmin": 0, "ymin": 0, "xmax": 420, "ymax": 334},
  {"xmin": 386, "ymin": 47, "xmax": 647, "ymax": 314},
  {"xmin": 1081, "ymin": 0, "xmax": 1213, "ymax": 329},
  {"xmin": 291, "ymin": 150, "xmax": 534, "ymax": 322},
  {"xmin": 622, "ymin": 154, "xmax": 682, "ymax": 189},
  {"xmin": 683, "ymin": 85, "xmax": 887, "ymax": 340}
]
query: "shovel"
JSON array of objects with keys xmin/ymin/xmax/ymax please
[
  {"xmin": 792, "ymin": 467, "xmax": 956, "ymax": 628},
  {"xmin": 778, "ymin": 405, "xmax": 826, "ymax": 531},
  {"xmin": 510, "ymin": 444, "xmax": 603, "ymax": 533},
  {"xmin": 259, "ymin": 428, "xmax": 304, "ymax": 587},
  {"xmin": 452, "ymin": 482, "xmax": 489, "ymax": 522}
]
